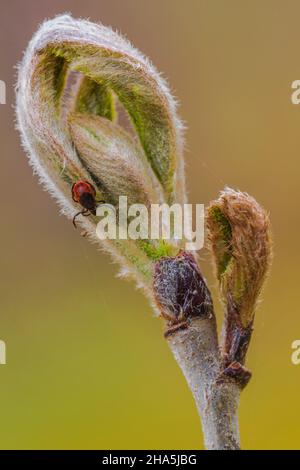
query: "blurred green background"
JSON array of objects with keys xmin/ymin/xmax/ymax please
[{"xmin": 0, "ymin": 0, "xmax": 299, "ymax": 450}]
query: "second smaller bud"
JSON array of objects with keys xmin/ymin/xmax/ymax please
[{"xmin": 153, "ymin": 251, "xmax": 214, "ymax": 330}]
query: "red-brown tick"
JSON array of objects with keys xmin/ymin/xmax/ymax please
[{"xmin": 71, "ymin": 180, "xmax": 104, "ymax": 228}]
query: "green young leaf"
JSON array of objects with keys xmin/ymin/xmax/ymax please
[{"xmin": 69, "ymin": 112, "xmax": 163, "ymax": 208}]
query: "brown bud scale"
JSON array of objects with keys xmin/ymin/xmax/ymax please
[{"xmin": 153, "ymin": 251, "xmax": 213, "ymax": 324}]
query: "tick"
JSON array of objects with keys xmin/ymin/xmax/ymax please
[{"xmin": 72, "ymin": 180, "xmax": 104, "ymax": 228}]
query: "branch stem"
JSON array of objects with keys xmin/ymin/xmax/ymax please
[{"xmin": 166, "ymin": 317, "xmax": 241, "ymax": 450}]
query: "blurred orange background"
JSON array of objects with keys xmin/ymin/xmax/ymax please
[{"xmin": 0, "ymin": 0, "xmax": 299, "ymax": 449}]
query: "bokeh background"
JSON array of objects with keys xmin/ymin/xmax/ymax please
[{"xmin": 0, "ymin": 0, "xmax": 299, "ymax": 450}]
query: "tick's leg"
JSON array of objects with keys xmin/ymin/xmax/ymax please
[
  {"xmin": 82, "ymin": 210, "xmax": 91, "ymax": 217},
  {"xmin": 96, "ymin": 199, "xmax": 105, "ymax": 204},
  {"xmin": 73, "ymin": 211, "xmax": 83, "ymax": 228},
  {"xmin": 73, "ymin": 209, "xmax": 91, "ymax": 228}
]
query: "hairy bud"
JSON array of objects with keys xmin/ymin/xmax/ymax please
[
  {"xmin": 207, "ymin": 188, "xmax": 272, "ymax": 371},
  {"xmin": 207, "ymin": 188, "xmax": 272, "ymax": 327}
]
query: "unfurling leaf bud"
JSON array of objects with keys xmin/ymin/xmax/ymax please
[
  {"xmin": 16, "ymin": 14, "xmax": 187, "ymax": 296},
  {"xmin": 153, "ymin": 251, "xmax": 214, "ymax": 332},
  {"xmin": 207, "ymin": 188, "xmax": 272, "ymax": 371}
]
